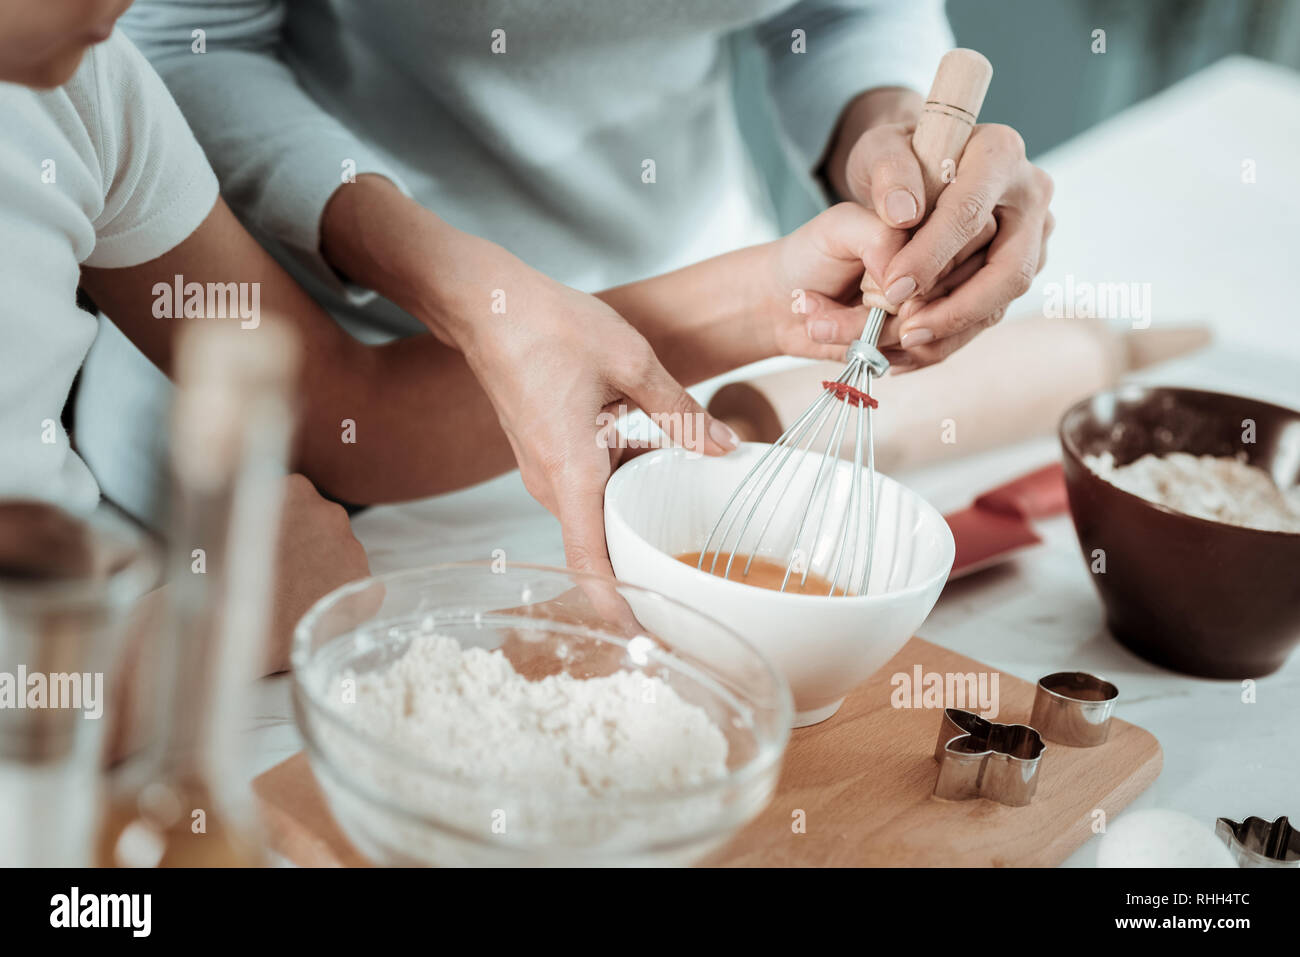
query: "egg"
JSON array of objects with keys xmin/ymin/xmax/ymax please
[{"xmin": 1097, "ymin": 809, "xmax": 1237, "ymax": 867}]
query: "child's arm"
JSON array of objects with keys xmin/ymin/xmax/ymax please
[
  {"xmin": 80, "ymin": 198, "xmax": 518, "ymax": 505},
  {"xmin": 600, "ymin": 202, "xmax": 911, "ymax": 379}
]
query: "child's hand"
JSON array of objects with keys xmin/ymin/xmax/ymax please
[
  {"xmin": 0, "ymin": 501, "xmax": 94, "ymax": 579},
  {"xmin": 107, "ymin": 473, "xmax": 372, "ymax": 763},
  {"xmin": 265, "ymin": 474, "xmax": 373, "ymax": 673},
  {"xmin": 763, "ymin": 202, "xmax": 910, "ymax": 363}
]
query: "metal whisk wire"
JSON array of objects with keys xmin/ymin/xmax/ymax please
[
  {"xmin": 698, "ymin": 308, "xmax": 890, "ymax": 597},
  {"xmin": 695, "ymin": 47, "xmax": 992, "ymax": 599}
]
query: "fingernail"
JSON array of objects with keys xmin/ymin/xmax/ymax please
[
  {"xmin": 885, "ymin": 189, "xmax": 918, "ymax": 226},
  {"xmin": 884, "ymin": 276, "xmax": 917, "ymax": 305},
  {"xmin": 809, "ymin": 319, "xmax": 836, "ymax": 342},
  {"xmin": 900, "ymin": 327, "xmax": 934, "ymax": 348},
  {"xmin": 709, "ymin": 419, "xmax": 740, "ymax": 451}
]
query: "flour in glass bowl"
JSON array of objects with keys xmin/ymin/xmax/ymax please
[
  {"xmin": 323, "ymin": 634, "xmax": 731, "ymax": 859},
  {"xmin": 1084, "ymin": 451, "xmax": 1300, "ymax": 532}
]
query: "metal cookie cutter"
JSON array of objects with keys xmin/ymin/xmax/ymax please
[
  {"xmin": 932, "ymin": 708, "xmax": 1046, "ymax": 807},
  {"xmin": 1216, "ymin": 815, "xmax": 1300, "ymax": 868},
  {"xmin": 1029, "ymin": 671, "xmax": 1118, "ymax": 747}
]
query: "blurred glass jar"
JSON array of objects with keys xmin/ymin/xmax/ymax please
[{"xmin": 0, "ymin": 503, "xmax": 157, "ymax": 866}]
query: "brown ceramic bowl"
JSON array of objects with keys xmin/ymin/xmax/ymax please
[{"xmin": 1059, "ymin": 385, "xmax": 1300, "ymax": 678}]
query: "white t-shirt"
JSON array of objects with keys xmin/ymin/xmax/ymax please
[{"xmin": 0, "ymin": 30, "xmax": 218, "ymax": 515}]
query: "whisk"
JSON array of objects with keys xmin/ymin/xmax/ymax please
[{"xmin": 699, "ymin": 49, "xmax": 992, "ymax": 596}]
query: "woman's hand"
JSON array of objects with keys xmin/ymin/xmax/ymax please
[
  {"xmin": 857, "ymin": 123, "xmax": 1054, "ymax": 371},
  {"xmin": 824, "ymin": 89, "xmax": 1055, "ymax": 370},
  {"xmin": 320, "ymin": 175, "xmax": 737, "ymax": 579},
  {"xmin": 453, "ymin": 251, "xmax": 738, "ymax": 577}
]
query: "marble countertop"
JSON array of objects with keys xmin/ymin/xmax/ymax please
[{"xmin": 243, "ymin": 56, "xmax": 1300, "ymax": 867}]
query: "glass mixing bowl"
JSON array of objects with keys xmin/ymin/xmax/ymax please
[{"xmin": 292, "ymin": 562, "xmax": 792, "ymax": 866}]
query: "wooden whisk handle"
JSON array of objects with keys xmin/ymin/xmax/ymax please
[
  {"xmin": 911, "ymin": 48, "xmax": 993, "ymax": 218},
  {"xmin": 861, "ymin": 48, "xmax": 993, "ymax": 312}
]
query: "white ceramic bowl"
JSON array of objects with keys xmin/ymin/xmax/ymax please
[{"xmin": 605, "ymin": 443, "xmax": 955, "ymax": 726}]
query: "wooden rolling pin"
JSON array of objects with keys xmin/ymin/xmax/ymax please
[{"xmin": 708, "ymin": 318, "xmax": 1210, "ymax": 473}]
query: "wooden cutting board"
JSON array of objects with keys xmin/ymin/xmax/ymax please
[{"xmin": 252, "ymin": 637, "xmax": 1161, "ymax": 867}]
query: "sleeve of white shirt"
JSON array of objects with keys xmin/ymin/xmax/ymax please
[
  {"xmin": 116, "ymin": 0, "xmax": 406, "ymax": 300},
  {"xmin": 81, "ymin": 31, "xmax": 220, "ymax": 269},
  {"xmin": 754, "ymin": 0, "xmax": 955, "ymax": 174}
]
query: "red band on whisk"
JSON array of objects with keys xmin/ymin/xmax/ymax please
[{"xmin": 822, "ymin": 380, "xmax": 879, "ymax": 409}]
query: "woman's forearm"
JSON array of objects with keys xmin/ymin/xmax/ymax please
[
  {"xmin": 319, "ymin": 174, "xmax": 506, "ymax": 351},
  {"xmin": 322, "ymin": 173, "xmax": 786, "ymax": 388}
]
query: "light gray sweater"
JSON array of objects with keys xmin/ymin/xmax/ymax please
[{"xmin": 77, "ymin": 0, "xmax": 951, "ymax": 524}]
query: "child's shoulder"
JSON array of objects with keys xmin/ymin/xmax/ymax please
[
  {"xmin": 59, "ymin": 30, "xmax": 172, "ymax": 148},
  {"xmin": 46, "ymin": 30, "xmax": 219, "ymax": 269}
]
